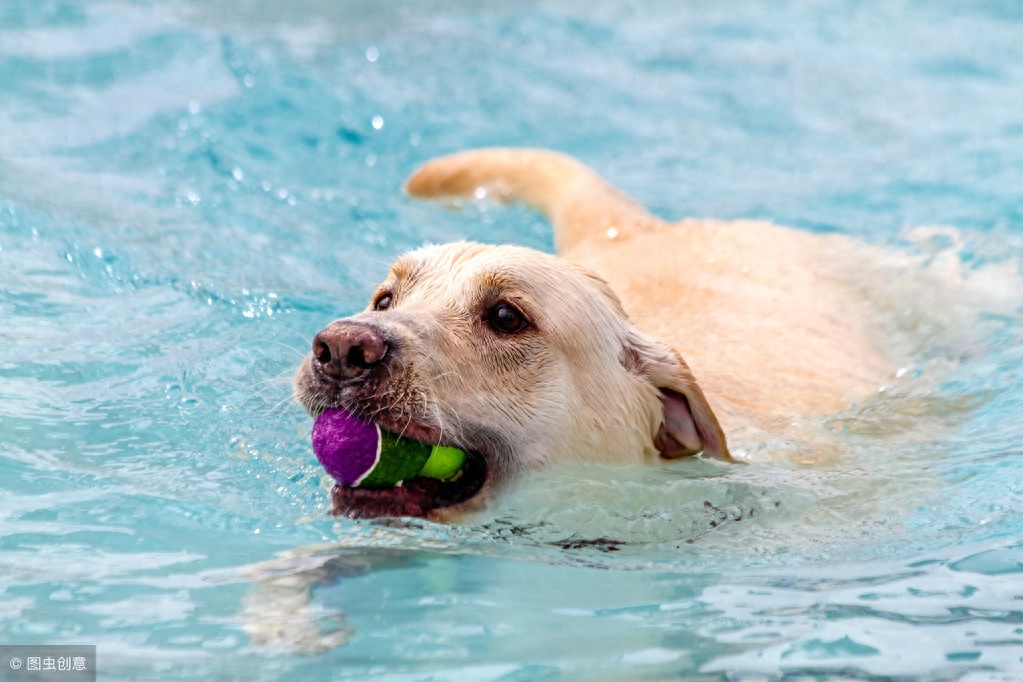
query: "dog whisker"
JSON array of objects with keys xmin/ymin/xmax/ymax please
[{"xmin": 260, "ymin": 338, "xmax": 311, "ymax": 359}]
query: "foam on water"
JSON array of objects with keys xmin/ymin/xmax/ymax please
[{"xmin": 2, "ymin": 0, "xmax": 1023, "ymax": 679}]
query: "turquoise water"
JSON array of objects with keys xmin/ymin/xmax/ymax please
[{"xmin": 2, "ymin": 1, "xmax": 1023, "ymax": 679}]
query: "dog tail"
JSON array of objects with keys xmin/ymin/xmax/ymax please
[{"xmin": 405, "ymin": 148, "xmax": 667, "ymax": 253}]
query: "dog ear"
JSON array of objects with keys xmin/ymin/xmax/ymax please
[{"xmin": 623, "ymin": 332, "xmax": 732, "ymax": 462}]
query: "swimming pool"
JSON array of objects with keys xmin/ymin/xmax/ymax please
[{"xmin": 2, "ymin": 0, "xmax": 1023, "ymax": 679}]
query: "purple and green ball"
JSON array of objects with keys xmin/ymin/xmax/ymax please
[{"xmin": 311, "ymin": 408, "xmax": 467, "ymax": 488}]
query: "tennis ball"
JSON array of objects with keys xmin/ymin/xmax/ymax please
[
  {"xmin": 311, "ymin": 408, "xmax": 467, "ymax": 487},
  {"xmin": 419, "ymin": 445, "xmax": 467, "ymax": 482}
]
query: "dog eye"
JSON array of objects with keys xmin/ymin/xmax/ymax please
[
  {"xmin": 373, "ymin": 293, "xmax": 393, "ymax": 311},
  {"xmin": 487, "ymin": 301, "xmax": 528, "ymax": 334}
]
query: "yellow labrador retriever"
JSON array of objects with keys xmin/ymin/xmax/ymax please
[{"xmin": 293, "ymin": 147, "xmax": 894, "ymax": 520}]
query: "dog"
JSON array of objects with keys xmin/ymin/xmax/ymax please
[
  {"xmin": 293, "ymin": 147, "xmax": 901, "ymax": 521},
  {"xmin": 260, "ymin": 147, "xmax": 1018, "ymax": 652}
]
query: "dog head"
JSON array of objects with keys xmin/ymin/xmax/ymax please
[{"xmin": 294, "ymin": 241, "xmax": 728, "ymax": 520}]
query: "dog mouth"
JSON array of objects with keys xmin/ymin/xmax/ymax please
[
  {"xmin": 329, "ymin": 448, "xmax": 488, "ymax": 519},
  {"xmin": 319, "ymin": 408, "xmax": 489, "ymax": 520}
]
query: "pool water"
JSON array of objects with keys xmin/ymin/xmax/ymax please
[{"xmin": 2, "ymin": 1, "xmax": 1023, "ymax": 679}]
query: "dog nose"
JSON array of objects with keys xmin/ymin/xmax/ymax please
[{"xmin": 312, "ymin": 322, "xmax": 389, "ymax": 379}]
